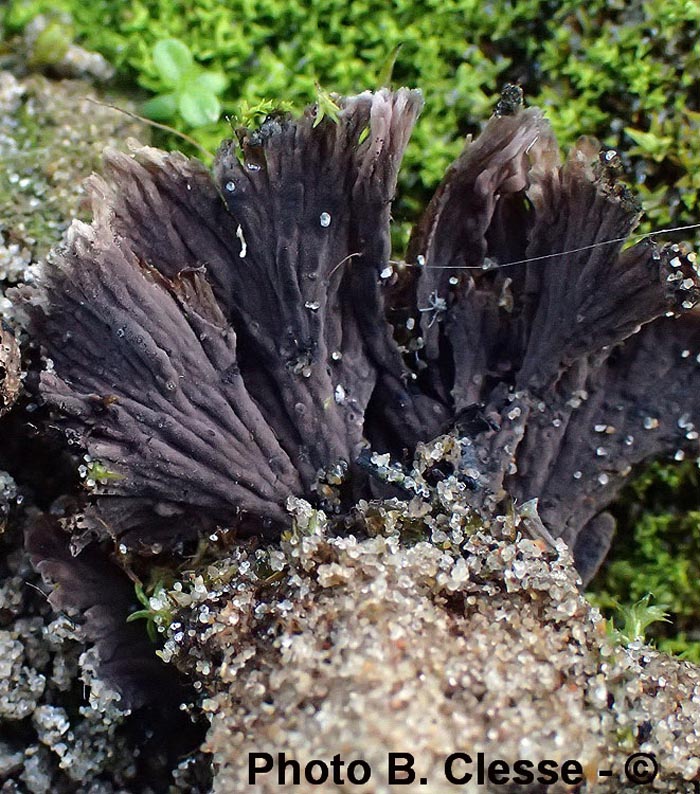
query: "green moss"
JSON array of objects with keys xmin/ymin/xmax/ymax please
[
  {"xmin": 3, "ymin": 0, "xmax": 697, "ymax": 247},
  {"xmin": 86, "ymin": 461, "xmax": 124, "ymax": 483},
  {"xmin": 27, "ymin": 19, "xmax": 73, "ymax": 68},
  {"xmin": 127, "ymin": 579, "xmax": 172, "ymax": 643},
  {"xmin": 600, "ymin": 593, "xmax": 670, "ymax": 645}
]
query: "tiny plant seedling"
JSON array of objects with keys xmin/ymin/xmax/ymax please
[
  {"xmin": 141, "ymin": 38, "xmax": 227, "ymax": 129},
  {"xmin": 605, "ymin": 593, "xmax": 670, "ymax": 645}
]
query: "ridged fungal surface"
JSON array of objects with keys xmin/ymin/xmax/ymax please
[{"xmin": 15, "ymin": 87, "xmax": 700, "ymax": 704}]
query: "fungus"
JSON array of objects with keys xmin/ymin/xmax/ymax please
[
  {"xmin": 407, "ymin": 93, "xmax": 700, "ymax": 580},
  {"xmin": 14, "ymin": 87, "xmax": 700, "ymax": 702},
  {"xmin": 18, "ymin": 90, "xmax": 445, "ymax": 553},
  {"xmin": 24, "ymin": 515, "xmax": 178, "ymax": 709}
]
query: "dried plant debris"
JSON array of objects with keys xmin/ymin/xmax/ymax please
[
  {"xmin": 11, "ymin": 87, "xmax": 700, "ymax": 703},
  {"xmin": 159, "ymin": 498, "xmax": 700, "ymax": 794},
  {"xmin": 0, "ymin": 324, "xmax": 21, "ymax": 532},
  {"xmin": 0, "ymin": 321, "xmax": 20, "ymax": 416}
]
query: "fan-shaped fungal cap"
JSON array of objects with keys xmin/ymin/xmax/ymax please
[
  {"xmin": 14, "ymin": 88, "xmax": 700, "ymax": 705},
  {"xmin": 20, "ymin": 89, "xmax": 432, "ymax": 550},
  {"xmin": 25, "ymin": 515, "xmax": 179, "ymax": 709}
]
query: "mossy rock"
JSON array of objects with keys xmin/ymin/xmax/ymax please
[{"xmin": 0, "ymin": 71, "xmax": 147, "ymax": 280}]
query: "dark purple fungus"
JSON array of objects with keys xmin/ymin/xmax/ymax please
[
  {"xmin": 22, "ymin": 229, "xmax": 303, "ymax": 543},
  {"xmin": 212, "ymin": 90, "xmax": 449, "ymax": 471},
  {"xmin": 512, "ymin": 312, "xmax": 700, "ymax": 582},
  {"xmin": 15, "ymin": 87, "xmax": 700, "ymax": 703},
  {"xmin": 408, "ymin": 91, "xmax": 700, "ymax": 582},
  {"xmin": 83, "ymin": 90, "xmax": 445, "ymax": 496},
  {"xmin": 24, "ymin": 515, "xmax": 179, "ymax": 709}
]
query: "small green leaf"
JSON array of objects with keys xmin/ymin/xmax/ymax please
[
  {"xmin": 141, "ymin": 93, "xmax": 178, "ymax": 121},
  {"xmin": 145, "ymin": 621, "xmax": 157, "ymax": 642},
  {"xmin": 376, "ymin": 43, "xmax": 403, "ymax": 88},
  {"xmin": 625, "ymin": 127, "xmax": 673, "ymax": 162},
  {"xmin": 192, "ymin": 71, "xmax": 228, "ymax": 95},
  {"xmin": 178, "ymin": 88, "xmax": 220, "ymax": 127},
  {"xmin": 126, "ymin": 609, "xmax": 151, "ymax": 623},
  {"xmin": 6, "ymin": 0, "xmax": 44, "ymax": 31},
  {"xmin": 121, "ymin": 1, "xmax": 149, "ymax": 31},
  {"xmin": 313, "ymin": 84, "xmax": 341, "ymax": 128},
  {"xmin": 134, "ymin": 582, "xmax": 149, "ymax": 608},
  {"xmin": 152, "ymin": 38, "xmax": 193, "ymax": 87}
]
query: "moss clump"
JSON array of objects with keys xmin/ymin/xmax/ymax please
[{"xmin": 2, "ymin": 0, "xmax": 698, "ymax": 249}]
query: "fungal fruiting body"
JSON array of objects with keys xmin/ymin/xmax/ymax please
[{"xmin": 16, "ymin": 87, "xmax": 700, "ymax": 704}]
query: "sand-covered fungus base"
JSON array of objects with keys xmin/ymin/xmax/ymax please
[{"xmin": 154, "ymin": 492, "xmax": 700, "ymax": 794}]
